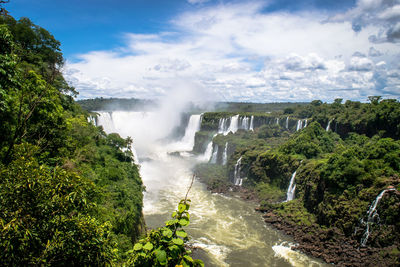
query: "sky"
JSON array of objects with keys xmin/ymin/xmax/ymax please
[{"xmin": 5, "ymin": 0, "xmax": 400, "ymax": 102}]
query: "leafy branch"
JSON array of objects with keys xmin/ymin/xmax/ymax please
[{"xmin": 128, "ymin": 175, "xmax": 203, "ymax": 266}]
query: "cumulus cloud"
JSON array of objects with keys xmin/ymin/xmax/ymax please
[
  {"xmin": 369, "ymin": 47, "xmax": 383, "ymax": 57},
  {"xmin": 332, "ymin": 0, "xmax": 400, "ymax": 43},
  {"xmin": 66, "ymin": 1, "xmax": 400, "ymax": 102}
]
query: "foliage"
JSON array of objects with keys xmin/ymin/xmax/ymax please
[
  {"xmin": 279, "ymin": 122, "xmax": 339, "ymax": 158},
  {"xmin": 127, "ymin": 199, "xmax": 204, "ymax": 267},
  {"xmin": 0, "ymin": 12, "xmax": 145, "ymax": 264},
  {"xmin": 0, "ymin": 144, "xmax": 117, "ymax": 265}
]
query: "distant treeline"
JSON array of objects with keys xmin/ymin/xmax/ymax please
[
  {"xmin": 78, "ymin": 97, "xmax": 308, "ymax": 113},
  {"xmin": 77, "ymin": 97, "xmax": 154, "ymax": 111}
]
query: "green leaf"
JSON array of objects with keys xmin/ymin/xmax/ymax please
[
  {"xmin": 172, "ymin": 238, "xmax": 184, "ymax": 246},
  {"xmin": 172, "ymin": 211, "xmax": 177, "ymax": 218},
  {"xmin": 179, "ymin": 218, "xmax": 189, "ymax": 226},
  {"xmin": 162, "ymin": 228, "xmax": 173, "ymax": 238},
  {"xmin": 194, "ymin": 259, "xmax": 205, "ymax": 267},
  {"xmin": 143, "ymin": 242, "xmax": 154, "ymax": 251},
  {"xmin": 176, "ymin": 230, "xmax": 187, "ymax": 238},
  {"xmin": 168, "ymin": 245, "xmax": 179, "ymax": 251},
  {"xmin": 133, "ymin": 243, "xmax": 143, "ymax": 251},
  {"xmin": 165, "ymin": 219, "xmax": 178, "ymax": 226},
  {"xmin": 184, "ymin": 255, "xmax": 194, "ymax": 262},
  {"xmin": 155, "ymin": 249, "xmax": 167, "ymax": 264},
  {"xmin": 178, "ymin": 203, "xmax": 186, "ymax": 213}
]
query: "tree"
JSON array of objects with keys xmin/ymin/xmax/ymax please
[
  {"xmin": 368, "ymin": 96, "xmax": 382, "ymax": 105},
  {"xmin": 0, "ymin": 144, "xmax": 117, "ymax": 265}
]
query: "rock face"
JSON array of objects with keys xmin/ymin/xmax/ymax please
[{"xmin": 261, "ymin": 208, "xmax": 384, "ymax": 266}]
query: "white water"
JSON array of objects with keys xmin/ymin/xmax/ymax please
[
  {"xmin": 304, "ymin": 119, "xmax": 308, "ymax": 128},
  {"xmin": 286, "ymin": 117, "xmax": 289, "ymax": 129},
  {"xmin": 249, "ymin": 116, "xmax": 254, "ymax": 131},
  {"xmin": 296, "ymin": 120, "xmax": 303, "ymax": 131},
  {"xmin": 360, "ymin": 188, "xmax": 396, "ymax": 247},
  {"xmin": 170, "ymin": 114, "xmax": 202, "ymax": 151},
  {"xmin": 234, "ymin": 156, "xmax": 243, "ymax": 186},
  {"xmin": 210, "ymin": 143, "xmax": 219, "ymax": 164},
  {"xmin": 241, "ymin": 116, "xmax": 250, "ymax": 131},
  {"xmin": 96, "ymin": 111, "xmax": 327, "ymax": 267},
  {"xmin": 226, "ymin": 115, "xmax": 240, "ymax": 135},
  {"xmin": 222, "ymin": 142, "xmax": 228, "ymax": 165},
  {"xmin": 218, "ymin": 118, "xmax": 228, "ymax": 134},
  {"xmin": 95, "ymin": 111, "xmax": 139, "ymax": 163},
  {"xmin": 272, "ymin": 242, "xmax": 323, "ymax": 267},
  {"xmin": 286, "ymin": 171, "xmax": 297, "ymax": 202},
  {"xmin": 325, "ymin": 120, "xmax": 332, "ymax": 131},
  {"xmin": 276, "ymin": 118, "xmax": 280, "ymax": 125}
]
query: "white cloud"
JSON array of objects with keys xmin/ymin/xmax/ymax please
[
  {"xmin": 331, "ymin": 0, "xmax": 400, "ymax": 43},
  {"xmin": 187, "ymin": 0, "xmax": 211, "ymax": 4},
  {"xmin": 65, "ymin": 1, "xmax": 400, "ymax": 102}
]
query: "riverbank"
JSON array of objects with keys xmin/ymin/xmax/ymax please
[{"xmin": 197, "ymin": 177, "xmax": 398, "ymax": 267}]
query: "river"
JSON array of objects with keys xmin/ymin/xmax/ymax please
[{"xmin": 96, "ymin": 110, "xmax": 327, "ymax": 267}]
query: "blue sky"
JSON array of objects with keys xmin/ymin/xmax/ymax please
[{"xmin": 5, "ymin": 0, "xmax": 400, "ymax": 102}]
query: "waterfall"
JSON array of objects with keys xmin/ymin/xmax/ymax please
[
  {"xmin": 179, "ymin": 114, "xmax": 203, "ymax": 150},
  {"xmin": 87, "ymin": 115, "xmax": 96, "ymax": 125},
  {"xmin": 285, "ymin": 171, "xmax": 297, "ymax": 202},
  {"xmin": 199, "ymin": 133, "xmax": 218, "ymax": 162},
  {"xmin": 96, "ymin": 111, "xmax": 140, "ymax": 164},
  {"xmin": 276, "ymin": 118, "xmax": 279, "ymax": 125},
  {"xmin": 222, "ymin": 142, "xmax": 228, "ymax": 165},
  {"xmin": 296, "ymin": 120, "xmax": 303, "ymax": 131},
  {"xmin": 201, "ymin": 141, "xmax": 214, "ymax": 161},
  {"xmin": 326, "ymin": 120, "xmax": 332, "ymax": 131},
  {"xmin": 285, "ymin": 117, "xmax": 289, "ymax": 129},
  {"xmin": 96, "ymin": 112, "xmax": 115, "ymax": 133},
  {"xmin": 304, "ymin": 119, "xmax": 308, "ymax": 128},
  {"xmin": 240, "ymin": 116, "xmax": 250, "ymax": 130},
  {"xmin": 226, "ymin": 115, "xmax": 239, "ymax": 135},
  {"xmin": 218, "ymin": 118, "xmax": 228, "ymax": 134},
  {"xmin": 360, "ymin": 188, "xmax": 396, "ymax": 247},
  {"xmin": 234, "ymin": 156, "xmax": 243, "ymax": 186},
  {"xmin": 210, "ymin": 143, "xmax": 219, "ymax": 164},
  {"xmin": 249, "ymin": 116, "xmax": 254, "ymax": 131}
]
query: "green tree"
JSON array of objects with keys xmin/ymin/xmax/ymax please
[{"xmin": 0, "ymin": 144, "xmax": 117, "ymax": 265}]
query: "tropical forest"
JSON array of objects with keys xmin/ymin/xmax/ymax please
[{"xmin": 1, "ymin": 1, "xmax": 400, "ymax": 267}]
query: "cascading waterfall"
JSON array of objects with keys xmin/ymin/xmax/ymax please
[
  {"xmin": 222, "ymin": 142, "xmax": 228, "ymax": 165},
  {"xmin": 285, "ymin": 117, "xmax": 289, "ymax": 129},
  {"xmin": 285, "ymin": 171, "xmax": 297, "ymax": 202},
  {"xmin": 240, "ymin": 116, "xmax": 250, "ymax": 131},
  {"xmin": 202, "ymin": 141, "xmax": 214, "ymax": 161},
  {"xmin": 226, "ymin": 114, "xmax": 239, "ymax": 135},
  {"xmin": 326, "ymin": 120, "xmax": 332, "ymax": 131},
  {"xmin": 249, "ymin": 116, "xmax": 254, "ymax": 131},
  {"xmin": 276, "ymin": 118, "xmax": 279, "ymax": 125},
  {"xmin": 96, "ymin": 111, "xmax": 140, "ymax": 163},
  {"xmin": 360, "ymin": 188, "xmax": 396, "ymax": 247},
  {"xmin": 218, "ymin": 118, "xmax": 228, "ymax": 134},
  {"xmin": 87, "ymin": 115, "xmax": 96, "ymax": 125},
  {"xmin": 96, "ymin": 112, "xmax": 115, "ymax": 133},
  {"xmin": 178, "ymin": 114, "xmax": 203, "ymax": 151},
  {"xmin": 304, "ymin": 119, "xmax": 308, "ymax": 128},
  {"xmin": 199, "ymin": 133, "xmax": 218, "ymax": 162},
  {"xmin": 296, "ymin": 120, "xmax": 303, "ymax": 131},
  {"xmin": 234, "ymin": 156, "xmax": 243, "ymax": 186},
  {"xmin": 210, "ymin": 143, "xmax": 219, "ymax": 164}
]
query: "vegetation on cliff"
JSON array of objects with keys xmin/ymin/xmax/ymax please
[
  {"xmin": 194, "ymin": 99, "xmax": 400, "ymax": 265},
  {"xmin": 0, "ymin": 11, "xmax": 144, "ymax": 264}
]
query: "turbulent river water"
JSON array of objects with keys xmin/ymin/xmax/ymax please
[{"xmin": 96, "ymin": 111, "xmax": 328, "ymax": 267}]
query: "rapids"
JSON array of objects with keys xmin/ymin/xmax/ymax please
[{"xmin": 96, "ymin": 111, "xmax": 327, "ymax": 267}]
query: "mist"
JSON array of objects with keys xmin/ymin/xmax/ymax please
[{"xmin": 98, "ymin": 78, "xmax": 212, "ymax": 157}]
